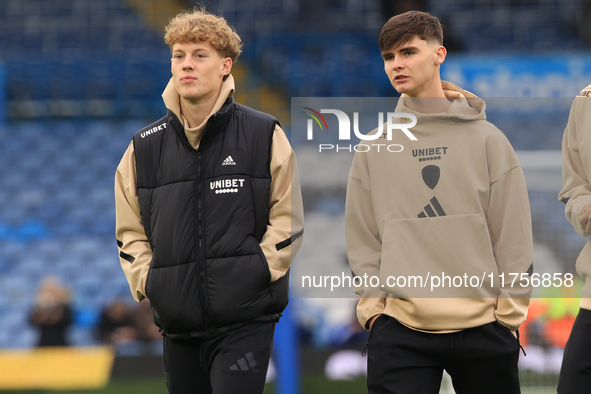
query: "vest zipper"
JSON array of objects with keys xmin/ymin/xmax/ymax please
[{"xmin": 196, "ymin": 150, "xmax": 210, "ymax": 331}]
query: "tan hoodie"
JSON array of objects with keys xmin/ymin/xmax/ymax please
[
  {"xmin": 115, "ymin": 75, "xmax": 304, "ymax": 302},
  {"xmin": 559, "ymin": 83, "xmax": 591, "ymax": 310},
  {"xmin": 346, "ymin": 81, "xmax": 533, "ymax": 332}
]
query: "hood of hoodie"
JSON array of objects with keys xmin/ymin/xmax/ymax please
[
  {"xmin": 161, "ymin": 74, "xmax": 236, "ymax": 150},
  {"xmin": 395, "ymin": 80, "xmax": 486, "ymax": 123}
]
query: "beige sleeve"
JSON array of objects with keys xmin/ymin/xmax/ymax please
[
  {"xmin": 345, "ymin": 153, "xmax": 388, "ymax": 330},
  {"xmin": 485, "ymin": 137, "xmax": 533, "ymax": 330},
  {"xmin": 259, "ymin": 125, "xmax": 304, "ymax": 282},
  {"xmin": 115, "ymin": 142, "xmax": 152, "ymax": 302},
  {"xmin": 559, "ymin": 92, "xmax": 591, "ymax": 237}
]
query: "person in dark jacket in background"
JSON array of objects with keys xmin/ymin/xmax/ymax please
[
  {"xmin": 29, "ymin": 276, "xmax": 72, "ymax": 347},
  {"xmin": 114, "ymin": 7, "xmax": 304, "ymax": 394},
  {"xmin": 96, "ymin": 299, "xmax": 139, "ymax": 355}
]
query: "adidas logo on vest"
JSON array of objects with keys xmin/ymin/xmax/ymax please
[{"xmin": 222, "ymin": 156, "xmax": 236, "ymax": 166}]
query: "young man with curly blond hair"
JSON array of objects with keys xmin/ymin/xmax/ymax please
[{"xmin": 115, "ymin": 8, "xmax": 304, "ymax": 393}]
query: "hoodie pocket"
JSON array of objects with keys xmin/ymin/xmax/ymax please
[{"xmin": 380, "ymin": 213, "xmax": 499, "ymax": 298}]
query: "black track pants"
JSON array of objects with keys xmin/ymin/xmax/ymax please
[
  {"xmin": 367, "ymin": 315, "xmax": 521, "ymax": 394},
  {"xmin": 558, "ymin": 308, "xmax": 591, "ymax": 394},
  {"xmin": 162, "ymin": 321, "xmax": 275, "ymax": 394}
]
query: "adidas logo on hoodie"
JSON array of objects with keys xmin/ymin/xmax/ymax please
[{"xmin": 417, "ymin": 165, "xmax": 447, "ymax": 218}]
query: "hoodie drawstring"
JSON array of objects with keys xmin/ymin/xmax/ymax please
[{"xmin": 516, "ymin": 329, "xmax": 526, "ymax": 356}]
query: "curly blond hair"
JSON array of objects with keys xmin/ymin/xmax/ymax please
[{"xmin": 164, "ymin": 7, "xmax": 243, "ymax": 61}]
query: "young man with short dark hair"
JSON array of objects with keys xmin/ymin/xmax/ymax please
[
  {"xmin": 115, "ymin": 8, "xmax": 304, "ymax": 394},
  {"xmin": 346, "ymin": 11, "xmax": 532, "ymax": 394}
]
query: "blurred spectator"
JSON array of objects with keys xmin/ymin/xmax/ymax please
[
  {"xmin": 96, "ymin": 299, "xmax": 141, "ymax": 355},
  {"xmin": 96, "ymin": 299, "xmax": 138, "ymax": 347},
  {"xmin": 96, "ymin": 298, "xmax": 162, "ymax": 355},
  {"xmin": 134, "ymin": 299, "xmax": 163, "ymax": 355},
  {"xmin": 29, "ymin": 276, "xmax": 73, "ymax": 347}
]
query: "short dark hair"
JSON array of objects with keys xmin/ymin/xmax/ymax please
[{"xmin": 378, "ymin": 11, "xmax": 443, "ymax": 53}]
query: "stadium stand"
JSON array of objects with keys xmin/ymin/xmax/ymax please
[{"xmin": 0, "ymin": 120, "xmax": 141, "ymax": 348}]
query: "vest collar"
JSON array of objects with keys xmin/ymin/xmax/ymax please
[{"xmin": 168, "ymin": 96, "xmax": 235, "ymax": 151}]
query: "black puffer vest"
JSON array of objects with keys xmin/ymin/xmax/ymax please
[{"xmin": 133, "ymin": 97, "xmax": 288, "ymax": 339}]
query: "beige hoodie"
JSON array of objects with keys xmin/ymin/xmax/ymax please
[
  {"xmin": 559, "ymin": 83, "xmax": 591, "ymax": 310},
  {"xmin": 115, "ymin": 75, "xmax": 304, "ymax": 302},
  {"xmin": 346, "ymin": 81, "xmax": 532, "ymax": 332}
]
